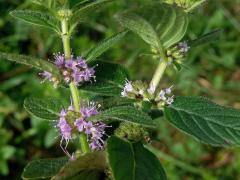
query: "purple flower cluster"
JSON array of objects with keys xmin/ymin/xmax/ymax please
[
  {"xmin": 41, "ymin": 53, "xmax": 95, "ymax": 87},
  {"xmin": 57, "ymin": 102, "xmax": 108, "ymax": 157}
]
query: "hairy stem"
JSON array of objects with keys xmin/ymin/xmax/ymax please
[{"xmin": 61, "ymin": 19, "xmax": 90, "ymax": 154}]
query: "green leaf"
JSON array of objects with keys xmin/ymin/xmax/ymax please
[
  {"xmin": 71, "ymin": 0, "xmax": 112, "ymax": 24},
  {"xmin": 107, "ymin": 136, "xmax": 167, "ymax": 180},
  {"xmin": 115, "ymin": 12, "xmax": 160, "ymax": 49},
  {"xmin": 115, "ymin": 3, "xmax": 188, "ymax": 49},
  {"xmin": 10, "ymin": 10, "xmax": 60, "ymax": 32},
  {"xmin": 52, "ymin": 151, "xmax": 106, "ymax": 179},
  {"xmin": 164, "ymin": 96, "xmax": 240, "ymax": 146},
  {"xmin": 81, "ymin": 61, "xmax": 129, "ymax": 96},
  {"xmin": 22, "ymin": 157, "xmax": 68, "ymax": 179},
  {"xmin": 189, "ymin": 29, "xmax": 223, "ymax": 47},
  {"xmin": 24, "ymin": 97, "xmax": 63, "ymax": 120},
  {"xmin": 0, "ymin": 52, "xmax": 59, "ymax": 76},
  {"xmin": 88, "ymin": 106, "xmax": 154, "ymax": 127},
  {"xmin": 85, "ymin": 30, "xmax": 128, "ymax": 62}
]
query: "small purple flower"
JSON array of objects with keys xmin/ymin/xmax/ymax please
[
  {"xmin": 80, "ymin": 103, "xmax": 98, "ymax": 118},
  {"xmin": 121, "ymin": 80, "xmax": 133, "ymax": 97},
  {"xmin": 41, "ymin": 54, "xmax": 95, "ymax": 87},
  {"xmin": 57, "ymin": 117, "xmax": 72, "ymax": 140},
  {"xmin": 76, "ymin": 57, "xmax": 87, "ymax": 68},
  {"xmin": 84, "ymin": 121, "xmax": 94, "ymax": 135},
  {"xmin": 54, "ymin": 53, "xmax": 65, "ymax": 67},
  {"xmin": 74, "ymin": 118, "xmax": 85, "ymax": 132}
]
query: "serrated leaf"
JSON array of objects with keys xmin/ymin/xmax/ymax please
[
  {"xmin": 24, "ymin": 97, "xmax": 63, "ymax": 120},
  {"xmin": 107, "ymin": 136, "xmax": 167, "ymax": 180},
  {"xmin": 52, "ymin": 151, "xmax": 106, "ymax": 179},
  {"xmin": 85, "ymin": 30, "xmax": 128, "ymax": 62},
  {"xmin": 189, "ymin": 29, "xmax": 223, "ymax": 47},
  {"xmin": 116, "ymin": 3, "xmax": 188, "ymax": 49},
  {"xmin": 22, "ymin": 157, "xmax": 68, "ymax": 179},
  {"xmin": 88, "ymin": 106, "xmax": 154, "ymax": 127},
  {"xmin": 71, "ymin": 0, "xmax": 112, "ymax": 24},
  {"xmin": 0, "ymin": 52, "xmax": 59, "ymax": 76},
  {"xmin": 164, "ymin": 96, "xmax": 240, "ymax": 146},
  {"xmin": 81, "ymin": 61, "xmax": 129, "ymax": 96},
  {"xmin": 10, "ymin": 10, "xmax": 60, "ymax": 32}
]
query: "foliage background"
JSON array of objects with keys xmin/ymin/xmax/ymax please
[{"xmin": 0, "ymin": 0, "xmax": 240, "ymax": 179}]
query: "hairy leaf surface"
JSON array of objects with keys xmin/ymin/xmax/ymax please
[
  {"xmin": 24, "ymin": 97, "xmax": 63, "ymax": 120},
  {"xmin": 22, "ymin": 157, "xmax": 68, "ymax": 179},
  {"xmin": 164, "ymin": 96, "xmax": 240, "ymax": 146},
  {"xmin": 10, "ymin": 10, "xmax": 60, "ymax": 32}
]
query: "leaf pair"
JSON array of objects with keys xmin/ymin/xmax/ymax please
[
  {"xmin": 11, "ymin": 0, "xmax": 113, "ymax": 33},
  {"xmin": 115, "ymin": 3, "xmax": 189, "ymax": 51},
  {"xmin": 24, "ymin": 97, "xmax": 155, "ymax": 127}
]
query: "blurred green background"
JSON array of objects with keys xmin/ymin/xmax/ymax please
[{"xmin": 0, "ymin": 0, "xmax": 240, "ymax": 179}]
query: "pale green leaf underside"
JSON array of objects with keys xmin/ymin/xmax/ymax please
[
  {"xmin": 10, "ymin": 10, "xmax": 60, "ymax": 32},
  {"xmin": 22, "ymin": 157, "xmax": 68, "ymax": 179},
  {"xmin": 164, "ymin": 96, "xmax": 240, "ymax": 146},
  {"xmin": 0, "ymin": 52, "xmax": 59, "ymax": 76},
  {"xmin": 107, "ymin": 136, "xmax": 167, "ymax": 180},
  {"xmin": 85, "ymin": 30, "xmax": 128, "ymax": 62},
  {"xmin": 88, "ymin": 106, "xmax": 154, "ymax": 127},
  {"xmin": 116, "ymin": 3, "xmax": 188, "ymax": 49},
  {"xmin": 24, "ymin": 97, "xmax": 63, "ymax": 120}
]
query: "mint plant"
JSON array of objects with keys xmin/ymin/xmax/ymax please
[{"xmin": 0, "ymin": 0, "xmax": 239, "ymax": 179}]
